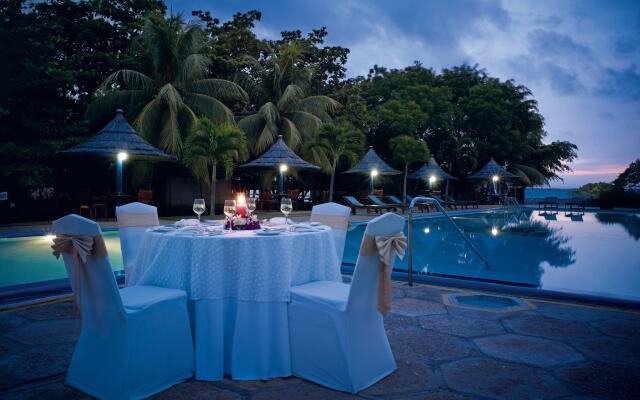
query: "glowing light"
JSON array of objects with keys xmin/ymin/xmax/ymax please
[
  {"xmin": 44, "ymin": 234, "xmax": 55, "ymax": 243},
  {"xmin": 237, "ymin": 193, "xmax": 246, "ymax": 206},
  {"xmin": 117, "ymin": 151, "xmax": 128, "ymax": 161},
  {"xmin": 491, "ymin": 175, "xmax": 499, "ymax": 183},
  {"xmin": 371, "ymin": 169, "xmax": 379, "ymax": 177},
  {"xmin": 424, "ymin": 227, "xmax": 430, "ymax": 234},
  {"xmin": 279, "ymin": 164, "xmax": 288, "ymax": 173},
  {"xmin": 491, "ymin": 227, "xmax": 499, "ymax": 236},
  {"xmin": 428, "ymin": 175, "xmax": 436, "ymax": 184}
]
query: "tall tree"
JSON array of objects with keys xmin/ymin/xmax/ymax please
[
  {"xmin": 238, "ymin": 42, "xmax": 340, "ymax": 154},
  {"xmin": 184, "ymin": 118, "xmax": 248, "ymax": 215},
  {"xmin": 0, "ymin": 0, "xmax": 165, "ymax": 202},
  {"xmin": 389, "ymin": 135, "xmax": 430, "ymax": 203},
  {"xmin": 302, "ymin": 122, "xmax": 365, "ymax": 201},
  {"xmin": 87, "ymin": 14, "xmax": 248, "ymax": 156}
]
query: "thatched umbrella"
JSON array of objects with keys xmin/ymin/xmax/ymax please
[
  {"xmin": 240, "ymin": 135, "xmax": 320, "ymax": 194},
  {"xmin": 468, "ymin": 158, "xmax": 517, "ymax": 194},
  {"xmin": 59, "ymin": 109, "xmax": 175, "ymax": 196},
  {"xmin": 409, "ymin": 156, "xmax": 457, "ymax": 190},
  {"xmin": 343, "ymin": 146, "xmax": 401, "ymax": 191}
]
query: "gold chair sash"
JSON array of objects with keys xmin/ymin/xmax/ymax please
[
  {"xmin": 51, "ymin": 234, "xmax": 107, "ymax": 264},
  {"xmin": 117, "ymin": 212, "xmax": 159, "ymax": 228},
  {"xmin": 309, "ymin": 214, "xmax": 351, "ymax": 229},
  {"xmin": 359, "ymin": 232, "xmax": 407, "ymax": 315}
]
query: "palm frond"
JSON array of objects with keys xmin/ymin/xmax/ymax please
[
  {"xmin": 295, "ymin": 95, "xmax": 340, "ymax": 119},
  {"xmin": 179, "ymin": 54, "xmax": 210, "ymax": 83},
  {"xmin": 281, "ymin": 117, "xmax": 302, "ymax": 150},
  {"xmin": 258, "ymin": 102, "xmax": 279, "ymax": 126},
  {"xmin": 511, "ymin": 163, "xmax": 547, "ymax": 185},
  {"xmin": 188, "ymin": 79, "xmax": 248, "ymax": 103},
  {"xmin": 133, "ymin": 97, "xmax": 163, "ymax": 145},
  {"xmin": 277, "ymin": 84, "xmax": 304, "ymax": 111},
  {"xmin": 86, "ymin": 89, "xmax": 151, "ymax": 121},
  {"xmin": 290, "ymin": 110, "xmax": 321, "ymax": 141},
  {"xmin": 99, "ymin": 69, "xmax": 153, "ymax": 91},
  {"xmin": 183, "ymin": 92, "xmax": 234, "ymax": 124}
]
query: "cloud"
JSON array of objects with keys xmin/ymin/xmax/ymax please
[{"xmin": 597, "ymin": 65, "xmax": 640, "ymax": 101}]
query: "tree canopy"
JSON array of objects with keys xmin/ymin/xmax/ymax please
[{"xmin": 1, "ymin": 0, "xmax": 580, "ymax": 208}]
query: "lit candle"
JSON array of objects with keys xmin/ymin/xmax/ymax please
[{"xmin": 237, "ymin": 194, "xmax": 247, "ymax": 217}]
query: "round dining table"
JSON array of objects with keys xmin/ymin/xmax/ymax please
[{"xmin": 127, "ymin": 224, "xmax": 340, "ymax": 381}]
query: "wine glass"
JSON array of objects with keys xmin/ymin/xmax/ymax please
[
  {"xmin": 193, "ymin": 199, "xmax": 205, "ymax": 222},
  {"xmin": 247, "ymin": 197, "xmax": 256, "ymax": 215},
  {"xmin": 280, "ymin": 197, "xmax": 293, "ymax": 226},
  {"xmin": 223, "ymin": 200, "xmax": 236, "ymax": 233}
]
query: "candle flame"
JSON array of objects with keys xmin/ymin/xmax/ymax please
[{"xmin": 237, "ymin": 193, "xmax": 246, "ymax": 206}]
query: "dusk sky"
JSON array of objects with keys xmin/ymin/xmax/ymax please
[{"xmin": 173, "ymin": 0, "xmax": 640, "ymax": 188}]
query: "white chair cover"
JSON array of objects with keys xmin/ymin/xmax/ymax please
[
  {"xmin": 310, "ymin": 202, "xmax": 351, "ymax": 264},
  {"xmin": 116, "ymin": 202, "xmax": 159, "ymax": 284},
  {"xmin": 288, "ymin": 212, "xmax": 405, "ymax": 393},
  {"xmin": 53, "ymin": 214, "xmax": 193, "ymax": 400}
]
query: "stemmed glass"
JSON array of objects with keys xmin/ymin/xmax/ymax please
[
  {"xmin": 247, "ymin": 197, "xmax": 256, "ymax": 215},
  {"xmin": 193, "ymin": 199, "xmax": 205, "ymax": 223},
  {"xmin": 280, "ymin": 197, "xmax": 293, "ymax": 226},
  {"xmin": 223, "ymin": 200, "xmax": 236, "ymax": 233}
]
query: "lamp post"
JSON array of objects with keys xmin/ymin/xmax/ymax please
[
  {"xmin": 428, "ymin": 175, "xmax": 436, "ymax": 191},
  {"xmin": 491, "ymin": 174, "xmax": 499, "ymax": 194},
  {"xmin": 370, "ymin": 168, "xmax": 379, "ymax": 192},
  {"xmin": 116, "ymin": 151, "xmax": 128, "ymax": 195},
  {"xmin": 279, "ymin": 163, "xmax": 288, "ymax": 195}
]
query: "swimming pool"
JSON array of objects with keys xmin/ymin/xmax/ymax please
[
  {"xmin": 344, "ymin": 209, "xmax": 640, "ymax": 302},
  {"xmin": 0, "ymin": 231, "xmax": 123, "ymax": 287}
]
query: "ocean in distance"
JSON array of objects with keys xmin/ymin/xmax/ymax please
[{"xmin": 525, "ymin": 187, "xmax": 576, "ymax": 200}]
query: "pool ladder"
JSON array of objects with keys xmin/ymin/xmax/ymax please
[{"xmin": 406, "ymin": 197, "xmax": 491, "ymax": 286}]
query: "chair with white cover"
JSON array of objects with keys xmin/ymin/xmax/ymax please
[
  {"xmin": 310, "ymin": 202, "xmax": 351, "ymax": 263},
  {"xmin": 288, "ymin": 212, "xmax": 406, "ymax": 393},
  {"xmin": 52, "ymin": 214, "xmax": 193, "ymax": 400},
  {"xmin": 116, "ymin": 202, "xmax": 159, "ymax": 284}
]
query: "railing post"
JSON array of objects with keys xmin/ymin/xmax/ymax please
[{"xmin": 407, "ymin": 211, "xmax": 413, "ymax": 286}]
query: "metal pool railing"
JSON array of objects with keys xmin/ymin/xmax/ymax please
[{"xmin": 406, "ymin": 196, "xmax": 491, "ymax": 286}]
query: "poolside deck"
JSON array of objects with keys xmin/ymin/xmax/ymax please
[{"xmin": 1, "ymin": 282, "xmax": 639, "ymax": 399}]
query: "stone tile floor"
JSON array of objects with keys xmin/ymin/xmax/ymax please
[{"xmin": 1, "ymin": 282, "xmax": 639, "ymax": 399}]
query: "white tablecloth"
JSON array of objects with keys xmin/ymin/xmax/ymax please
[{"xmin": 128, "ymin": 227, "xmax": 341, "ymax": 381}]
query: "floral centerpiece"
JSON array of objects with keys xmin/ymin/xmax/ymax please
[{"xmin": 224, "ymin": 195, "xmax": 261, "ymax": 231}]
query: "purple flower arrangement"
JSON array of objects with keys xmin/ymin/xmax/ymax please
[{"xmin": 224, "ymin": 213, "xmax": 261, "ymax": 231}]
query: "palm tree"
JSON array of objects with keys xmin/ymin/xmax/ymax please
[
  {"xmin": 389, "ymin": 135, "xmax": 430, "ymax": 203},
  {"xmin": 184, "ymin": 118, "xmax": 249, "ymax": 216},
  {"xmin": 302, "ymin": 122, "xmax": 365, "ymax": 202},
  {"xmin": 87, "ymin": 15, "xmax": 248, "ymax": 156},
  {"xmin": 238, "ymin": 42, "xmax": 340, "ymax": 154}
]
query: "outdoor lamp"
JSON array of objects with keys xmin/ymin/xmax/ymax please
[
  {"xmin": 491, "ymin": 227, "xmax": 499, "ymax": 236},
  {"xmin": 491, "ymin": 175, "xmax": 499, "ymax": 183},
  {"xmin": 279, "ymin": 164, "xmax": 288, "ymax": 194},
  {"xmin": 370, "ymin": 169, "xmax": 379, "ymax": 191},
  {"xmin": 428, "ymin": 174, "xmax": 436, "ymax": 190},
  {"xmin": 116, "ymin": 151, "xmax": 128, "ymax": 195}
]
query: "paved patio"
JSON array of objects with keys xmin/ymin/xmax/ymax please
[{"xmin": 1, "ymin": 282, "xmax": 639, "ymax": 399}]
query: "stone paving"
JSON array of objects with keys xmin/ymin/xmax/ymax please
[{"xmin": 1, "ymin": 282, "xmax": 639, "ymax": 399}]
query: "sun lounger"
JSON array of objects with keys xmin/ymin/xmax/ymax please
[
  {"xmin": 343, "ymin": 196, "xmax": 384, "ymax": 214},
  {"xmin": 367, "ymin": 195, "xmax": 399, "ymax": 212},
  {"xmin": 404, "ymin": 195, "xmax": 429, "ymax": 212},
  {"xmin": 444, "ymin": 195, "xmax": 479, "ymax": 209},
  {"xmin": 564, "ymin": 197, "xmax": 586, "ymax": 213},
  {"xmin": 539, "ymin": 197, "xmax": 559, "ymax": 210}
]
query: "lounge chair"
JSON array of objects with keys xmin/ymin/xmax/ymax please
[
  {"xmin": 539, "ymin": 197, "xmax": 559, "ymax": 210},
  {"xmin": 343, "ymin": 196, "xmax": 384, "ymax": 214},
  {"xmin": 444, "ymin": 195, "xmax": 479, "ymax": 209},
  {"xmin": 564, "ymin": 197, "xmax": 586, "ymax": 213},
  {"xmin": 384, "ymin": 195, "xmax": 409, "ymax": 213},
  {"xmin": 404, "ymin": 195, "xmax": 429, "ymax": 213},
  {"xmin": 367, "ymin": 195, "xmax": 399, "ymax": 212}
]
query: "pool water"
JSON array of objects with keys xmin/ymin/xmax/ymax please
[
  {"xmin": 0, "ymin": 231, "xmax": 123, "ymax": 287},
  {"xmin": 344, "ymin": 210, "xmax": 640, "ymax": 302}
]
